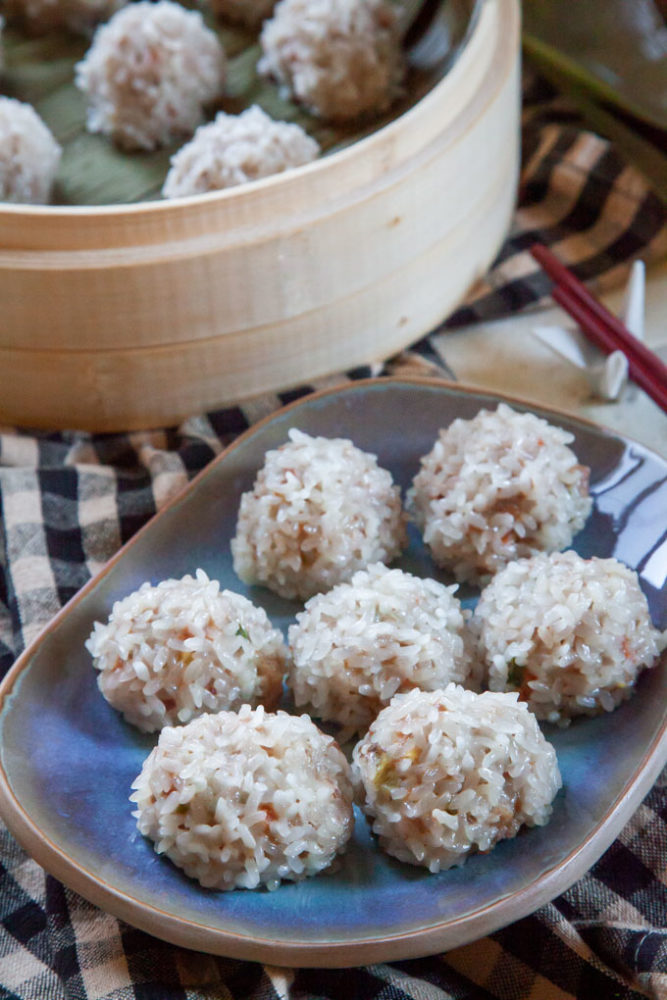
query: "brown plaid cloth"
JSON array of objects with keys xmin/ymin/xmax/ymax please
[{"xmin": 0, "ymin": 73, "xmax": 665, "ymax": 1000}]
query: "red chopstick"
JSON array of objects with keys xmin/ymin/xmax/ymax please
[{"xmin": 530, "ymin": 243, "xmax": 667, "ymax": 413}]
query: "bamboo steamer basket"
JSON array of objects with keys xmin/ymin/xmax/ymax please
[{"xmin": 0, "ymin": 0, "xmax": 520, "ymax": 432}]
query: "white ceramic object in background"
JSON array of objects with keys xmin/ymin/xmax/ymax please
[{"xmin": 532, "ymin": 260, "xmax": 646, "ymax": 401}]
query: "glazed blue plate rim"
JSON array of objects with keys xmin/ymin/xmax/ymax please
[{"xmin": 0, "ymin": 376, "xmax": 665, "ymax": 968}]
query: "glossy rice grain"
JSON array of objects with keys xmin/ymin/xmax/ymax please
[
  {"xmin": 75, "ymin": 1, "xmax": 226, "ymax": 150},
  {"xmin": 353, "ymin": 685, "xmax": 562, "ymax": 871},
  {"xmin": 163, "ymin": 105, "xmax": 319, "ymax": 198},
  {"xmin": 259, "ymin": 0, "xmax": 405, "ymax": 121},
  {"xmin": 86, "ymin": 569, "xmax": 287, "ymax": 732},
  {"xmin": 131, "ymin": 706, "xmax": 355, "ymax": 890},
  {"xmin": 474, "ymin": 550, "xmax": 666, "ymax": 724},
  {"xmin": 0, "ymin": 96, "xmax": 61, "ymax": 203},
  {"xmin": 231, "ymin": 428, "xmax": 406, "ymax": 600},
  {"xmin": 407, "ymin": 403, "xmax": 592, "ymax": 583},
  {"xmin": 289, "ymin": 563, "xmax": 479, "ymax": 732}
]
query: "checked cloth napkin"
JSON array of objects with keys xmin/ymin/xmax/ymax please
[{"xmin": 0, "ymin": 73, "xmax": 666, "ymax": 1000}]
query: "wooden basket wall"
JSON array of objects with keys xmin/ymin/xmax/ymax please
[{"xmin": 0, "ymin": 0, "xmax": 520, "ymax": 431}]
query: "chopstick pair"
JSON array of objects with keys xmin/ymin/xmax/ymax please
[{"xmin": 530, "ymin": 243, "xmax": 667, "ymax": 413}]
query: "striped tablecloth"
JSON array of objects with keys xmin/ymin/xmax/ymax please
[{"xmin": 0, "ymin": 73, "xmax": 665, "ymax": 1000}]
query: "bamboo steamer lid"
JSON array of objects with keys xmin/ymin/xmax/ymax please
[{"xmin": 0, "ymin": 0, "xmax": 520, "ymax": 431}]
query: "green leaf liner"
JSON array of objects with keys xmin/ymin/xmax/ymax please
[{"xmin": 0, "ymin": 1, "xmax": 473, "ymax": 206}]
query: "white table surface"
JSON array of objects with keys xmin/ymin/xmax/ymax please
[{"xmin": 434, "ymin": 260, "xmax": 667, "ymax": 459}]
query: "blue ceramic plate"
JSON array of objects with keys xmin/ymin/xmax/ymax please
[{"xmin": 0, "ymin": 378, "xmax": 665, "ymax": 967}]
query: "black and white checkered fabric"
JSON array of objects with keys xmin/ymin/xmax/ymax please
[{"xmin": 0, "ymin": 75, "xmax": 665, "ymax": 1000}]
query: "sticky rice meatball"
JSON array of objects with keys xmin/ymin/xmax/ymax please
[
  {"xmin": 131, "ymin": 705, "xmax": 355, "ymax": 890},
  {"xmin": 3, "ymin": 0, "xmax": 127, "ymax": 35},
  {"xmin": 288, "ymin": 563, "xmax": 479, "ymax": 732},
  {"xmin": 75, "ymin": 1, "xmax": 226, "ymax": 150},
  {"xmin": 231, "ymin": 429, "xmax": 407, "ymax": 601},
  {"xmin": 162, "ymin": 105, "xmax": 319, "ymax": 198},
  {"xmin": 86, "ymin": 569, "xmax": 287, "ymax": 732},
  {"xmin": 352, "ymin": 685, "xmax": 562, "ymax": 871},
  {"xmin": 473, "ymin": 551, "xmax": 666, "ymax": 725},
  {"xmin": 258, "ymin": 0, "xmax": 405, "ymax": 121},
  {"xmin": 407, "ymin": 404, "xmax": 592, "ymax": 584},
  {"xmin": 207, "ymin": 0, "xmax": 276, "ymax": 28},
  {"xmin": 0, "ymin": 97, "xmax": 62, "ymax": 204}
]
